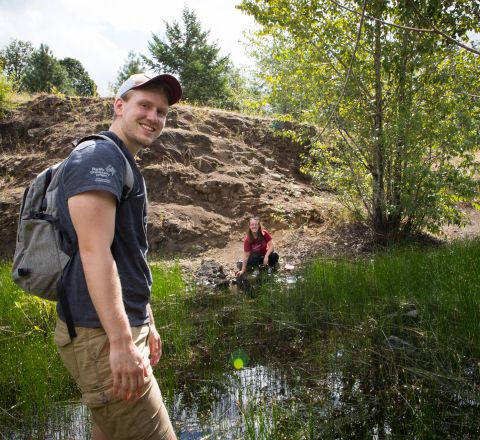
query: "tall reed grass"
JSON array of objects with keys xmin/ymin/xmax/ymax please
[
  {"xmin": 0, "ymin": 262, "xmax": 72, "ymax": 436},
  {"xmin": 150, "ymin": 262, "xmax": 192, "ymax": 356},
  {"xmin": 0, "ymin": 260, "xmax": 189, "ymax": 435},
  {"xmin": 252, "ymin": 238, "xmax": 480, "ymax": 437},
  {"xmin": 259, "ymin": 239, "xmax": 480, "ymax": 351}
]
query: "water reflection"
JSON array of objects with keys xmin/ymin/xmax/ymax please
[
  {"xmin": 5, "ymin": 366, "xmax": 290, "ymax": 439},
  {"xmin": 172, "ymin": 365, "xmax": 289, "ymax": 439},
  {"xmin": 4, "ymin": 403, "xmax": 89, "ymax": 440}
]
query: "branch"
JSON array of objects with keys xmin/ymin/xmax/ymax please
[
  {"xmin": 410, "ymin": 3, "xmax": 480, "ymax": 56},
  {"xmin": 328, "ymin": 0, "xmax": 434, "ymax": 33},
  {"xmin": 319, "ymin": 0, "xmax": 368, "ymax": 137},
  {"xmin": 456, "ymin": 91, "xmax": 480, "ymax": 99},
  {"xmin": 329, "ymin": 0, "xmax": 480, "ymax": 56},
  {"xmin": 335, "ymin": 128, "xmax": 374, "ymax": 216},
  {"xmin": 337, "ymin": 125, "xmax": 373, "ymax": 172},
  {"xmin": 304, "ymin": 34, "xmax": 375, "ymax": 109}
]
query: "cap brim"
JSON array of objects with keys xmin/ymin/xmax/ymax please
[{"xmin": 133, "ymin": 74, "xmax": 182, "ymax": 105}]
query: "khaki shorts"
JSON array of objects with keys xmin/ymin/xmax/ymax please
[{"xmin": 54, "ymin": 320, "xmax": 175, "ymax": 440}]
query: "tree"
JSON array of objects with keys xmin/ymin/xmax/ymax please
[
  {"xmin": 239, "ymin": 0, "xmax": 480, "ymax": 240},
  {"xmin": 59, "ymin": 57, "xmax": 97, "ymax": 96},
  {"xmin": 111, "ymin": 51, "xmax": 146, "ymax": 94},
  {"xmin": 22, "ymin": 44, "xmax": 70, "ymax": 94},
  {"xmin": 0, "ymin": 70, "xmax": 15, "ymax": 117},
  {"xmin": 0, "ymin": 39, "xmax": 34, "ymax": 90},
  {"xmin": 144, "ymin": 7, "xmax": 234, "ymax": 106}
]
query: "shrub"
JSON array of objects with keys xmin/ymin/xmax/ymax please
[{"xmin": 0, "ymin": 70, "xmax": 15, "ymax": 118}]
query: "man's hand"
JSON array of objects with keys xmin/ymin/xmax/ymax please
[
  {"xmin": 263, "ymin": 255, "xmax": 269, "ymax": 266},
  {"xmin": 148, "ymin": 324, "xmax": 162, "ymax": 366},
  {"xmin": 110, "ymin": 340, "xmax": 149, "ymax": 401},
  {"xmin": 236, "ymin": 269, "xmax": 245, "ymax": 278}
]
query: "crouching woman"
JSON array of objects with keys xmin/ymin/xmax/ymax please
[{"xmin": 236, "ymin": 217, "xmax": 279, "ymax": 278}]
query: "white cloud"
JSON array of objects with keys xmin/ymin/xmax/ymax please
[{"xmin": 0, "ymin": 0, "xmax": 256, "ymax": 96}]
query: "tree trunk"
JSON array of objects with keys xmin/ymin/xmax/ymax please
[
  {"xmin": 390, "ymin": 25, "xmax": 410, "ymax": 233},
  {"xmin": 372, "ymin": 13, "xmax": 386, "ymax": 238}
]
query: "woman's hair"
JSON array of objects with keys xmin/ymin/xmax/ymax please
[{"xmin": 247, "ymin": 217, "xmax": 264, "ymax": 242}]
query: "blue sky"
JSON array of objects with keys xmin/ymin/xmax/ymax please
[{"xmin": 0, "ymin": 0, "xmax": 257, "ymax": 96}]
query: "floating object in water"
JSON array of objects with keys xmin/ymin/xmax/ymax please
[
  {"xmin": 233, "ymin": 358, "xmax": 244, "ymax": 370},
  {"xmin": 230, "ymin": 349, "xmax": 249, "ymax": 370}
]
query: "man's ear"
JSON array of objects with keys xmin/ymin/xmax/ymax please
[{"xmin": 113, "ymin": 98, "xmax": 124, "ymax": 117}]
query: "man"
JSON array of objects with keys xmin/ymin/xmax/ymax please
[{"xmin": 53, "ymin": 73, "xmax": 182, "ymax": 440}]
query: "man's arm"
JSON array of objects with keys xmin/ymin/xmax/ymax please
[{"xmin": 68, "ymin": 190, "xmax": 148, "ymax": 401}]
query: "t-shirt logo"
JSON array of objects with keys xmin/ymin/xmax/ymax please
[{"xmin": 90, "ymin": 164, "xmax": 117, "ymax": 183}]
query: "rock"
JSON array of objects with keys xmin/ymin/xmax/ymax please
[
  {"xmin": 270, "ymin": 173, "xmax": 283, "ymax": 181},
  {"xmin": 385, "ymin": 335, "xmax": 416, "ymax": 353},
  {"xmin": 195, "ymin": 259, "xmax": 229, "ymax": 288},
  {"xmin": 405, "ymin": 309, "xmax": 418, "ymax": 319},
  {"xmin": 265, "ymin": 158, "xmax": 275, "ymax": 168},
  {"xmin": 0, "ymin": 121, "xmax": 29, "ymax": 147}
]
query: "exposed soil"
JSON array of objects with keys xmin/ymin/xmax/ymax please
[{"xmin": 1, "ymin": 95, "xmax": 478, "ymax": 278}]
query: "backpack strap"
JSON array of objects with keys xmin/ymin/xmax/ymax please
[
  {"xmin": 72, "ymin": 134, "xmax": 134, "ymax": 199},
  {"xmin": 57, "ymin": 274, "xmax": 77, "ymax": 340}
]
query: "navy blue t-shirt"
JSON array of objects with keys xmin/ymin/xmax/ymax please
[{"xmin": 56, "ymin": 131, "xmax": 152, "ymax": 328}]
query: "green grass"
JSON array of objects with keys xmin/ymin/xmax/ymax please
[
  {"xmin": 2, "ymin": 239, "xmax": 480, "ymax": 438},
  {"xmin": 253, "ymin": 238, "xmax": 480, "ymax": 437},
  {"xmin": 0, "ymin": 260, "xmax": 191, "ymax": 434},
  {"xmin": 259, "ymin": 239, "xmax": 480, "ymax": 356},
  {"xmin": 149, "ymin": 262, "xmax": 194, "ymax": 359},
  {"xmin": 0, "ymin": 262, "xmax": 73, "ymax": 433}
]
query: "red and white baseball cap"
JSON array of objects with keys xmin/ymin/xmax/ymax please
[{"xmin": 116, "ymin": 73, "xmax": 182, "ymax": 105}]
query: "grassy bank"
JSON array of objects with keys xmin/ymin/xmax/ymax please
[{"xmin": 0, "ymin": 264, "xmax": 69, "ymax": 416}]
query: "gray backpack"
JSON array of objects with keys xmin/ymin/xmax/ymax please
[{"xmin": 11, "ymin": 134, "xmax": 134, "ymax": 301}]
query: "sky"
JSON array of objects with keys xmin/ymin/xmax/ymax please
[{"xmin": 0, "ymin": 0, "xmax": 257, "ymax": 96}]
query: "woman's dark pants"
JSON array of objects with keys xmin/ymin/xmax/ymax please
[{"xmin": 247, "ymin": 252, "xmax": 279, "ymax": 269}]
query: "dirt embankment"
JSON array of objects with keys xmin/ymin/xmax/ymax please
[{"xmin": 1, "ymin": 95, "xmax": 478, "ymax": 277}]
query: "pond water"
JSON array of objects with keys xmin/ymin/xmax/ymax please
[
  {"xmin": 171, "ymin": 365, "xmax": 290, "ymax": 439},
  {"xmin": 3, "ymin": 273, "xmax": 480, "ymax": 439},
  {"xmin": 4, "ymin": 365, "xmax": 291, "ymax": 439},
  {"xmin": 3, "ymin": 403, "xmax": 90, "ymax": 439}
]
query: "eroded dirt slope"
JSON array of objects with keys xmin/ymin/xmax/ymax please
[
  {"xmin": 0, "ymin": 96, "xmax": 344, "ymax": 274},
  {"xmin": 1, "ymin": 95, "xmax": 477, "ymax": 277}
]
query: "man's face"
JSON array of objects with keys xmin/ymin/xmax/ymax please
[{"xmin": 113, "ymin": 88, "xmax": 169, "ymax": 151}]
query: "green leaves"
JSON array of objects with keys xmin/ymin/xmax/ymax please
[
  {"xmin": 144, "ymin": 7, "xmax": 236, "ymax": 108},
  {"xmin": 59, "ymin": 57, "xmax": 97, "ymax": 96},
  {"xmin": 241, "ymin": 0, "xmax": 480, "ymax": 239},
  {"xmin": 112, "ymin": 51, "xmax": 146, "ymax": 95},
  {"xmin": 1, "ymin": 42, "xmax": 97, "ymax": 96},
  {"xmin": 0, "ymin": 70, "xmax": 15, "ymax": 118},
  {"xmin": 0, "ymin": 39, "xmax": 33, "ymax": 90},
  {"xmin": 22, "ymin": 44, "xmax": 70, "ymax": 94}
]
